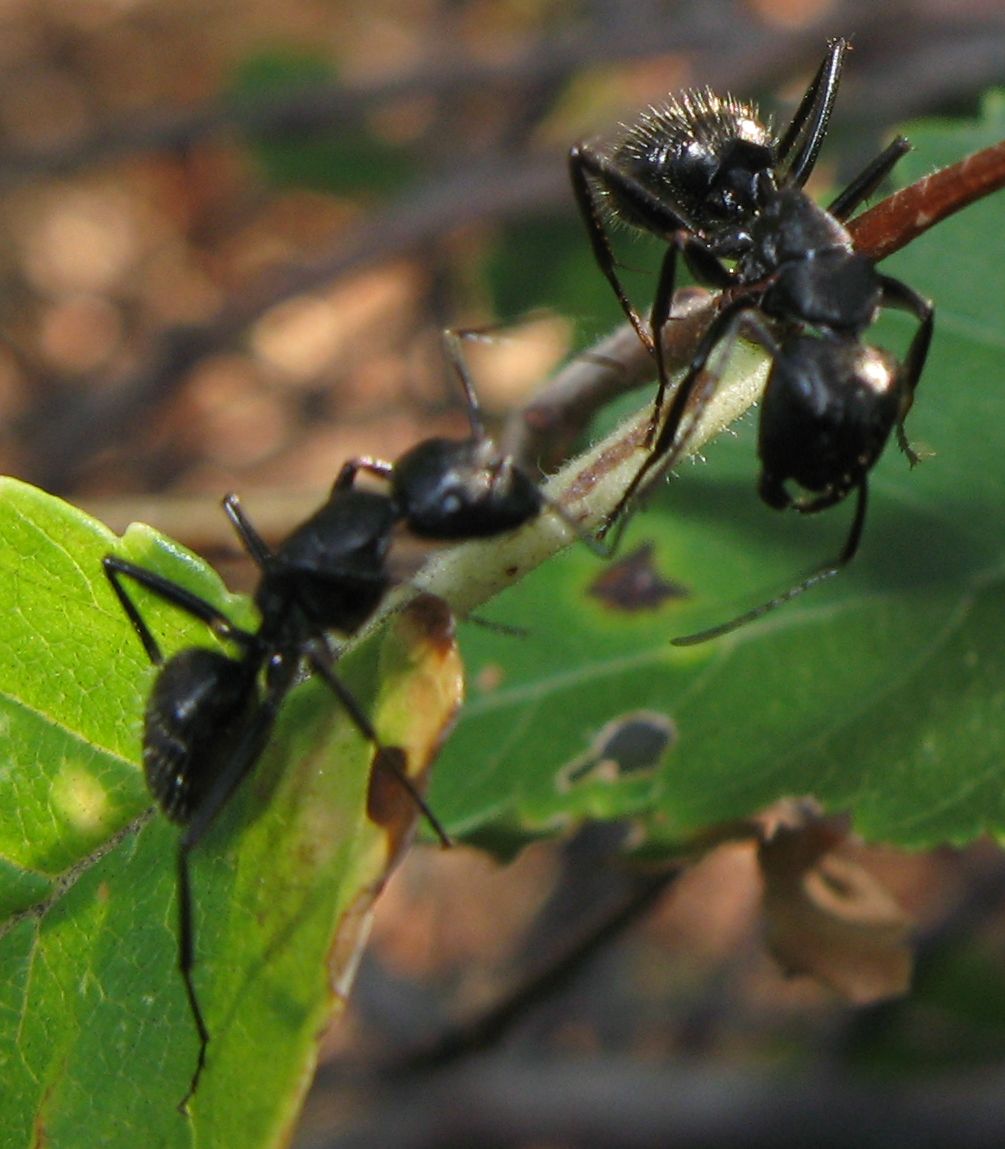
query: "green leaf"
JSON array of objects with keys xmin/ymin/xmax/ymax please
[
  {"xmin": 428, "ymin": 95, "xmax": 1005, "ymax": 852},
  {"xmin": 485, "ymin": 214, "xmax": 625, "ymax": 338},
  {"xmin": 0, "ymin": 481, "xmax": 462, "ymax": 1147}
]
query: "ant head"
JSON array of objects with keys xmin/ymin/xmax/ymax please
[
  {"xmin": 614, "ymin": 90, "xmax": 776, "ymax": 235},
  {"xmin": 392, "ymin": 436, "xmax": 543, "ymax": 539},
  {"xmin": 758, "ymin": 336, "xmax": 903, "ymax": 506}
]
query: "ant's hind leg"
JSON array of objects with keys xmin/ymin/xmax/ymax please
[
  {"xmin": 672, "ymin": 481, "xmax": 869, "ymax": 646},
  {"xmin": 306, "ymin": 639, "xmax": 452, "ymax": 847},
  {"xmin": 878, "ymin": 274, "xmax": 935, "ymax": 465}
]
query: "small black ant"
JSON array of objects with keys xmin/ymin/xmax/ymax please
[
  {"xmin": 103, "ymin": 329, "xmax": 567, "ymax": 1109},
  {"xmin": 569, "ymin": 38, "xmax": 934, "ymax": 641}
]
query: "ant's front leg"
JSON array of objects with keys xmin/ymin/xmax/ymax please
[
  {"xmin": 649, "ymin": 234, "xmax": 737, "ymax": 443},
  {"xmin": 568, "ymin": 143, "xmax": 655, "ymax": 356},
  {"xmin": 828, "ymin": 136, "xmax": 911, "ymax": 222},
  {"xmin": 334, "ymin": 457, "xmax": 395, "ymax": 491},
  {"xmin": 103, "ymin": 555, "xmax": 252, "ymax": 666}
]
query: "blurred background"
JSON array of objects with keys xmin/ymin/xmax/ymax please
[{"xmin": 3, "ymin": 1, "xmax": 1005, "ymax": 1145}]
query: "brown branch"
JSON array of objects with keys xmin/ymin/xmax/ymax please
[
  {"xmin": 846, "ymin": 137, "xmax": 1005, "ymax": 261},
  {"xmin": 308, "ymin": 1057, "xmax": 1005, "ymax": 1149}
]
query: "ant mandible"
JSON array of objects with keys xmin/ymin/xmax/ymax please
[
  {"xmin": 103, "ymin": 329, "xmax": 563, "ymax": 1110},
  {"xmin": 569, "ymin": 38, "xmax": 934, "ymax": 641}
]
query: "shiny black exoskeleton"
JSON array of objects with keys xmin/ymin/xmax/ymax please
[
  {"xmin": 569, "ymin": 39, "xmax": 934, "ymax": 641},
  {"xmin": 103, "ymin": 330, "xmax": 552, "ymax": 1109}
]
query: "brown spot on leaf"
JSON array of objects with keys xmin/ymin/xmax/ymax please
[
  {"xmin": 367, "ymin": 746, "xmax": 417, "ymax": 835},
  {"xmin": 557, "ymin": 711, "xmax": 675, "ymax": 790},
  {"xmin": 364, "ymin": 596, "xmax": 464, "ymax": 865},
  {"xmin": 475, "ymin": 662, "xmax": 505, "ymax": 692},
  {"xmin": 398, "ymin": 592, "xmax": 455, "ymax": 655},
  {"xmin": 588, "ymin": 543, "xmax": 687, "ymax": 612}
]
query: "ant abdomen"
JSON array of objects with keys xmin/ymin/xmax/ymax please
[
  {"xmin": 144, "ymin": 648, "xmax": 257, "ymax": 824},
  {"xmin": 758, "ymin": 336, "xmax": 902, "ymax": 508}
]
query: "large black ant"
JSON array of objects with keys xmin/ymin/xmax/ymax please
[
  {"xmin": 102, "ymin": 330, "xmax": 568, "ymax": 1110},
  {"xmin": 569, "ymin": 38, "xmax": 934, "ymax": 641}
]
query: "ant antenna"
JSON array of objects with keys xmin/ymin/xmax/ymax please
[{"xmin": 440, "ymin": 326, "xmax": 489, "ymax": 440}]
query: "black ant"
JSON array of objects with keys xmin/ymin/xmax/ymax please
[
  {"xmin": 569, "ymin": 38, "xmax": 934, "ymax": 641},
  {"xmin": 102, "ymin": 329, "xmax": 568, "ymax": 1110}
]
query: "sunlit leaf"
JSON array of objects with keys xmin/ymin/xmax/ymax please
[{"xmin": 0, "ymin": 480, "xmax": 462, "ymax": 1147}]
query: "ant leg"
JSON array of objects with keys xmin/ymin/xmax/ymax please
[
  {"xmin": 672, "ymin": 480, "xmax": 869, "ymax": 646},
  {"xmin": 173, "ymin": 670, "xmax": 293, "ymax": 1111},
  {"xmin": 601, "ymin": 297, "xmax": 764, "ymax": 539},
  {"xmin": 533, "ymin": 486, "xmax": 616, "ymax": 559},
  {"xmin": 777, "ymin": 38, "xmax": 849, "ymax": 186},
  {"xmin": 103, "ymin": 556, "xmax": 254, "ymax": 663},
  {"xmin": 648, "ymin": 242, "xmax": 683, "ymax": 443},
  {"xmin": 103, "ymin": 557, "xmax": 167, "ymax": 665},
  {"xmin": 222, "ymin": 493, "xmax": 274, "ymax": 569},
  {"xmin": 334, "ymin": 458, "xmax": 395, "ymax": 491},
  {"xmin": 305, "ymin": 639, "xmax": 452, "ymax": 847},
  {"xmin": 877, "ymin": 274, "xmax": 935, "ymax": 462},
  {"xmin": 568, "ymin": 142, "xmax": 696, "ymax": 355},
  {"xmin": 175, "ymin": 847, "xmax": 209, "ymax": 1113},
  {"xmin": 648, "ymin": 235, "xmax": 734, "ymax": 445},
  {"xmin": 441, "ymin": 327, "xmax": 489, "ymax": 441},
  {"xmin": 828, "ymin": 137, "xmax": 911, "ymax": 221}
]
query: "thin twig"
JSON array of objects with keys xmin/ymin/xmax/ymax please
[{"xmin": 846, "ymin": 137, "xmax": 1005, "ymax": 261}]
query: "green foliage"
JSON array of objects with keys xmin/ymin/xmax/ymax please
[
  {"xmin": 431, "ymin": 94, "xmax": 1005, "ymax": 852},
  {"xmin": 2, "ymin": 98, "xmax": 1005, "ymax": 1146},
  {"xmin": 0, "ymin": 482, "xmax": 460, "ymax": 1147},
  {"xmin": 485, "ymin": 213, "xmax": 627, "ymax": 338}
]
